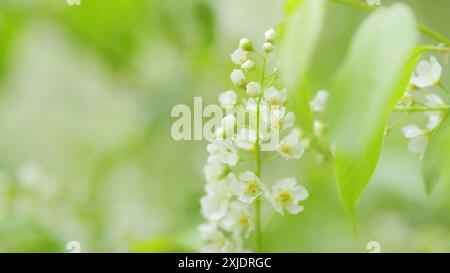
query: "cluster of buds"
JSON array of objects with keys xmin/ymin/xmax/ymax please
[{"xmin": 198, "ymin": 29, "xmax": 310, "ymax": 252}]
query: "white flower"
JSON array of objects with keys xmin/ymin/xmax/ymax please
[
  {"xmin": 236, "ymin": 171, "xmax": 264, "ymax": 203},
  {"xmin": 401, "ymin": 125, "xmax": 428, "ymax": 155},
  {"xmin": 245, "ymin": 98, "xmax": 265, "ymax": 113},
  {"xmin": 204, "ymin": 162, "xmax": 228, "ymax": 182},
  {"xmin": 263, "ymin": 42, "xmax": 273, "ymax": 53},
  {"xmin": 220, "ymin": 201, "xmax": 254, "ymax": 237},
  {"xmin": 230, "ymin": 69, "xmax": 246, "ymax": 88},
  {"xmin": 402, "ymin": 125, "xmax": 425, "ymax": 138},
  {"xmin": 313, "ymin": 120, "xmax": 326, "ymax": 138},
  {"xmin": 366, "ymin": 0, "xmax": 382, "ymax": 6},
  {"xmin": 205, "ymin": 173, "xmax": 239, "ymax": 196},
  {"xmin": 265, "ymin": 107, "xmax": 295, "ymax": 131},
  {"xmin": 310, "ymin": 90, "xmax": 329, "ymax": 113},
  {"xmin": 235, "ymin": 128, "xmax": 257, "ymax": 152},
  {"xmin": 425, "ymin": 112, "xmax": 443, "ymax": 131},
  {"xmin": 246, "ymin": 82, "xmax": 262, "ymax": 97},
  {"xmin": 410, "ymin": 56, "xmax": 442, "ymax": 88},
  {"xmin": 201, "ymin": 174, "xmax": 241, "ymax": 225},
  {"xmin": 221, "ymin": 114, "xmax": 236, "ymax": 136},
  {"xmin": 200, "ymin": 193, "xmax": 230, "ymax": 221},
  {"xmin": 276, "ymin": 129, "xmax": 305, "ymax": 159},
  {"xmin": 207, "ymin": 140, "xmax": 239, "ymax": 166},
  {"xmin": 264, "ymin": 28, "xmax": 276, "ymax": 43},
  {"xmin": 230, "ymin": 47, "xmax": 248, "ymax": 65},
  {"xmin": 199, "ymin": 223, "xmax": 239, "ymax": 253},
  {"xmin": 397, "ymin": 91, "xmax": 413, "ymax": 108},
  {"xmin": 267, "ymin": 178, "xmax": 308, "ymax": 215},
  {"xmin": 407, "ymin": 136, "xmax": 428, "ymax": 155},
  {"xmin": 241, "ymin": 59, "xmax": 255, "ymax": 72},
  {"xmin": 219, "ymin": 90, "xmax": 238, "ymax": 109},
  {"xmin": 215, "ymin": 114, "xmax": 237, "ymax": 139},
  {"xmin": 243, "ymin": 98, "xmax": 272, "ymax": 136},
  {"xmin": 198, "ymin": 222, "xmax": 218, "ymax": 239},
  {"xmin": 264, "ymin": 87, "xmax": 286, "ymax": 109},
  {"xmin": 239, "ymin": 38, "xmax": 253, "ymax": 51},
  {"xmin": 425, "ymin": 94, "xmax": 445, "ymax": 108},
  {"xmin": 215, "ymin": 114, "xmax": 237, "ymax": 140}
]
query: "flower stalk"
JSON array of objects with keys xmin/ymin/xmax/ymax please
[{"xmin": 254, "ymin": 52, "xmax": 267, "ymax": 252}]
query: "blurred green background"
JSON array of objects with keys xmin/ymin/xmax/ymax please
[{"xmin": 0, "ymin": 0, "xmax": 449, "ymax": 252}]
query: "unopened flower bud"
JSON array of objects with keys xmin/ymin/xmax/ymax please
[
  {"xmin": 246, "ymin": 82, "xmax": 262, "ymax": 97},
  {"xmin": 263, "ymin": 42, "xmax": 273, "ymax": 53},
  {"xmin": 231, "ymin": 48, "xmax": 248, "ymax": 65},
  {"xmin": 241, "ymin": 59, "xmax": 255, "ymax": 72},
  {"xmin": 230, "ymin": 69, "xmax": 246, "ymax": 88},
  {"xmin": 239, "ymin": 38, "xmax": 253, "ymax": 51},
  {"xmin": 264, "ymin": 28, "xmax": 276, "ymax": 43}
]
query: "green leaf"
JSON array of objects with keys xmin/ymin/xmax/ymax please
[
  {"xmin": 284, "ymin": 0, "xmax": 304, "ymax": 15},
  {"xmin": 58, "ymin": 0, "xmax": 151, "ymax": 70},
  {"xmin": 0, "ymin": 217, "xmax": 61, "ymax": 252},
  {"xmin": 280, "ymin": 0, "xmax": 326, "ymax": 133},
  {"xmin": 0, "ymin": 12, "xmax": 24, "ymax": 81},
  {"xmin": 326, "ymin": 4, "xmax": 419, "ymax": 215},
  {"xmin": 422, "ymin": 111, "xmax": 450, "ymax": 194}
]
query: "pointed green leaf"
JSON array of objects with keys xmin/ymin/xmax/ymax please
[
  {"xmin": 326, "ymin": 4, "xmax": 419, "ymax": 215},
  {"xmin": 422, "ymin": 111, "xmax": 450, "ymax": 194},
  {"xmin": 280, "ymin": 0, "xmax": 326, "ymax": 132}
]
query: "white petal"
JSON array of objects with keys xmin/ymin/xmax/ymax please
[
  {"xmin": 230, "ymin": 48, "xmax": 248, "ymax": 65},
  {"xmin": 292, "ymin": 185, "xmax": 309, "ymax": 201},
  {"xmin": 410, "ymin": 76, "xmax": 434, "ymax": 89},
  {"xmin": 273, "ymin": 178, "xmax": 297, "ymax": 190},
  {"xmin": 416, "ymin": 60, "xmax": 432, "ymax": 77},
  {"xmin": 286, "ymin": 203, "xmax": 304, "ymax": 214},
  {"xmin": 430, "ymin": 56, "xmax": 442, "ymax": 80},
  {"xmin": 238, "ymin": 194, "xmax": 256, "ymax": 204},
  {"xmin": 408, "ymin": 136, "xmax": 428, "ymax": 155},
  {"xmin": 401, "ymin": 125, "xmax": 423, "ymax": 139},
  {"xmin": 284, "ymin": 112, "xmax": 296, "ymax": 130},
  {"xmin": 271, "ymin": 201, "xmax": 284, "ymax": 215}
]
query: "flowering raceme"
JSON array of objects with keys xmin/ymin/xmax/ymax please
[
  {"xmin": 397, "ymin": 55, "xmax": 449, "ymax": 157},
  {"xmin": 198, "ymin": 29, "xmax": 312, "ymax": 253}
]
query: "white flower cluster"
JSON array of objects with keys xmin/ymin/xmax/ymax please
[
  {"xmin": 366, "ymin": 0, "xmax": 382, "ymax": 6},
  {"xmin": 199, "ymin": 29, "xmax": 309, "ymax": 253},
  {"xmin": 310, "ymin": 89, "xmax": 330, "ymax": 140},
  {"xmin": 398, "ymin": 55, "xmax": 448, "ymax": 156}
]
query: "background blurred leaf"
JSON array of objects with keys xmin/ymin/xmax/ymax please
[
  {"xmin": 284, "ymin": 0, "xmax": 304, "ymax": 15},
  {"xmin": 194, "ymin": 0, "xmax": 215, "ymax": 48},
  {"xmin": 326, "ymin": 4, "xmax": 418, "ymax": 216},
  {"xmin": 0, "ymin": 12, "xmax": 23, "ymax": 81},
  {"xmin": 58, "ymin": 0, "xmax": 150, "ymax": 70},
  {"xmin": 130, "ymin": 237, "xmax": 195, "ymax": 253},
  {"xmin": 422, "ymin": 112, "xmax": 450, "ymax": 194},
  {"xmin": 280, "ymin": 0, "xmax": 326, "ymax": 133},
  {"xmin": 0, "ymin": 217, "xmax": 61, "ymax": 252}
]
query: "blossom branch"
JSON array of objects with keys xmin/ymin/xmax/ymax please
[
  {"xmin": 393, "ymin": 106, "xmax": 449, "ymax": 112},
  {"xmin": 328, "ymin": 0, "xmax": 450, "ymax": 47}
]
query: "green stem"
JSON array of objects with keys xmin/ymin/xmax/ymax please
[
  {"xmin": 328, "ymin": 0, "xmax": 375, "ymax": 11},
  {"xmin": 417, "ymin": 24, "xmax": 450, "ymax": 47},
  {"xmin": 254, "ymin": 53, "xmax": 267, "ymax": 252},
  {"xmin": 438, "ymin": 83, "xmax": 450, "ymax": 95},
  {"xmin": 387, "ymin": 112, "xmax": 411, "ymax": 131},
  {"xmin": 328, "ymin": 0, "xmax": 450, "ymax": 47},
  {"xmin": 393, "ymin": 106, "xmax": 449, "ymax": 112}
]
